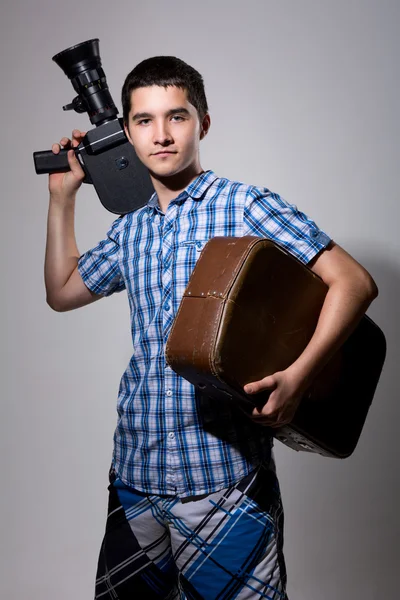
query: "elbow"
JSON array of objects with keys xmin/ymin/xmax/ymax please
[
  {"xmin": 333, "ymin": 268, "xmax": 379, "ymax": 309},
  {"xmin": 369, "ymin": 277, "xmax": 379, "ymax": 301},
  {"xmin": 46, "ymin": 294, "xmax": 66, "ymax": 312},
  {"xmin": 358, "ymin": 270, "xmax": 379, "ymax": 306}
]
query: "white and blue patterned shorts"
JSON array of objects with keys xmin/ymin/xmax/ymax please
[{"xmin": 95, "ymin": 463, "xmax": 288, "ymax": 599}]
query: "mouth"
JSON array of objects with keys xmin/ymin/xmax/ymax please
[{"xmin": 152, "ymin": 150, "xmax": 177, "ymax": 156}]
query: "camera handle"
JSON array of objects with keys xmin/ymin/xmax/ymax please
[
  {"xmin": 33, "ymin": 146, "xmax": 93, "ymax": 184},
  {"xmin": 34, "ymin": 148, "xmax": 70, "ymax": 174}
]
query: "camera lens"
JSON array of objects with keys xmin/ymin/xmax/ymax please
[{"xmin": 52, "ymin": 39, "xmax": 118, "ymax": 126}]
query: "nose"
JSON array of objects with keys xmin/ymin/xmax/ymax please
[{"xmin": 153, "ymin": 119, "xmax": 173, "ymax": 146}]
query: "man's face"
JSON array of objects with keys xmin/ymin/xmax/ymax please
[{"xmin": 124, "ymin": 85, "xmax": 209, "ymax": 179}]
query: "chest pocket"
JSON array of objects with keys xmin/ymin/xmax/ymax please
[
  {"xmin": 169, "ymin": 239, "xmax": 210, "ymax": 302},
  {"xmin": 174, "ymin": 239, "xmax": 208, "ymax": 269},
  {"xmin": 179, "ymin": 239, "xmax": 207, "ymax": 251}
]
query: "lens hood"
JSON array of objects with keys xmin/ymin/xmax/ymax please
[{"xmin": 52, "ymin": 39, "xmax": 101, "ymax": 79}]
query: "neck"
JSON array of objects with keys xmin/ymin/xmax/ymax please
[{"xmin": 150, "ymin": 162, "xmax": 204, "ymax": 213}]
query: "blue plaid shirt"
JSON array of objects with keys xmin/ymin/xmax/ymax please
[{"xmin": 78, "ymin": 170, "xmax": 330, "ymax": 497}]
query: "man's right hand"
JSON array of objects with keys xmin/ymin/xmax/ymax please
[
  {"xmin": 48, "ymin": 129, "xmax": 87, "ymax": 200},
  {"xmin": 45, "ymin": 128, "xmax": 102, "ymax": 312}
]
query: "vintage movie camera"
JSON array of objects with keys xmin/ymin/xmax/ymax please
[{"xmin": 33, "ymin": 39, "xmax": 154, "ymax": 214}]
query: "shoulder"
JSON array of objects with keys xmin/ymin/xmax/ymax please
[
  {"xmin": 206, "ymin": 173, "xmax": 272, "ymax": 203},
  {"xmin": 115, "ymin": 203, "xmax": 150, "ymax": 230},
  {"xmin": 105, "ymin": 213, "xmax": 128, "ymax": 240}
]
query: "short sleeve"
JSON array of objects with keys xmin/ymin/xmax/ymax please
[
  {"xmin": 243, "ymin": 188, "xmax": 331, "ymax": 264},
  {"xmin": 77, "ymin": 217, "xmax": 126, "ymax": 297}
]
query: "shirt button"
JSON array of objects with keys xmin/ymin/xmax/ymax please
[
  {"xmin": 164, "ymin": 303, "xmax": 170, "ymax": 311},
  {"xmin": 168, "ymin": 432, "xmax": 175, "ymax": 439},
  {"xmin": 309, "ymin": 228, "xmax": 320, "ymax": 239},
  {"xmin": 166, "ymin": 390, "xmax": 173, "ymax": 396}
]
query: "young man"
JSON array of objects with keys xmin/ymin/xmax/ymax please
[{"xmin": 46, "ymin": 57, "xmax": 378, "ymax": 599}]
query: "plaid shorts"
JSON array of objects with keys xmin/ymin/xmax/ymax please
[{"xmin": 94, "ymin": 463, "xmax": 288, "ymax": 599}]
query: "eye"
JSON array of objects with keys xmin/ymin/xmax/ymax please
[
  {"xmin": 171, "ymin": 115, "xmax": 185, "ymax": 122},
  {"xmin": 137, "ymin": 118, "xmax": 151, "ymax": 126}
]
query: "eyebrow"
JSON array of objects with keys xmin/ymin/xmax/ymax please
[{"xmin": 131, "ymin": 107, "xmax": 191, "ymax": 121}]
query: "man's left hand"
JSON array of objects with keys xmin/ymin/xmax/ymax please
[{"xmin": 244, "ymin": 369, "xmax": 308, "ymax": 428}]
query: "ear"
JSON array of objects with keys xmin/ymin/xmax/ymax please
[
  {"xmin": 200, "ymin": 113, "xmax": 211, "ymax": 140},
  {"xmin": 124, "ymin": 122, "xmax": 133, "ymax": 144}
]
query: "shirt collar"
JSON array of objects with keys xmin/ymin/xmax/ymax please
[
  {"xmin": 147, "ymin": 170, "xmax": 219, "ymax": 212},
  {"xmin": 186, "ymin": 170, "xmax": 219, "ymax": 199}
]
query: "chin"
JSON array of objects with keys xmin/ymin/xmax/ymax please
[{"xmin": 150, "ymin": 166, "xmax": 182, "ymax": 179}]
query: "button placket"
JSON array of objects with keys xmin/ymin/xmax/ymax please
[
  {"xmin": 161, "ymin": 205, "xmax": 177, "ymax": 339},
  {"xmin": 164, "ymin": 368, "xmax": 175, "ymax": 469},
  {"xmin": 162, "ymin": 202, "xmax": 180, "ymax": 489}
]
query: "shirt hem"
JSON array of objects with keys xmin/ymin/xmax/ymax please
[{"xmin": 110, "ymin": 456, "xmax": 269, "ymax": 499}]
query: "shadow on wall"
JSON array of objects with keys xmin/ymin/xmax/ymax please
[
  {"xmin": 278, "ymin": 248, "xmax": 400, "ymax": 598},
  {"xmin": 355, "ymin": 252, "xmax": 400, "ymax": 452},
  {"xmin": 324, "ymin": 249, "xmax": 400, "ymax": 570}
]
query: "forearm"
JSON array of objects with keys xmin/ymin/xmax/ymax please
[
  {"xmin": 245, "ymin": 243, "xmax": 378, "ymax": 425},
  {"xmin": 44, "ymin": 194, "xmax": 80, "ymax": 306},
  {"xmin": 287, "ymin": 276, "xmax": 377, "ymax": 387}
]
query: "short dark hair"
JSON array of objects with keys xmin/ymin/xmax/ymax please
[{"xmin": 121, "ymin": 56, "xmax": 208, "ymax": 125}]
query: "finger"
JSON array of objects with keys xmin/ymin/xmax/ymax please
[
  {"xmin": 255, "ymin": 411, "xmax": 290, "ymax": 428},
  {"xmin": 252, "ymin": 406, "xmax": 274, "ymax": 419},
  {"xmin": 71, "ymin": 129, "xmax": 86, "ymax": 147},
  {"xmin": 59, "ymin": 136, "xmax": 71, "ymax": 148},
  {"xmin": 251, "ymin": 399, "xmax": 283, "ymax": 422},
  {"xmin": 51, "ymin": 143, "xmax": 61, "ymax": 155},
  {"xmin": 250, "ymin": 391, "xmax": 276, "ymax": 415},
  {"xmin": 251, "ymin": 413, "xmax": 277, "ymax": 427},
  {"xmin": 251, "ymin": 411, "xmax": 284, "ymax": 428}
]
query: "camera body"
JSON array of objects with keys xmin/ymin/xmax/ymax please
[{"xmin": 33, "ymin": 39, "xmax": 154, "ymax": 215}]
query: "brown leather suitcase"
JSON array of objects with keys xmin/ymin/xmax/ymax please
[{"xmin": 165, "ymin": 236, "xmax": 386, "ymax": 458}]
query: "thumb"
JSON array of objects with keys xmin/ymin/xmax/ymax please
[
  {"xmin": 244, "ymin": 374, "xmax": 277, "ymax": 395},
  {"xmin": 67, "ymin": 149, "xmax": 85, "ymax": 180}
]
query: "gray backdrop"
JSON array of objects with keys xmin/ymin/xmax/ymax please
[{"xmin": 1, "ymin": 0, "xmax": 398, "ymax": 598}]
